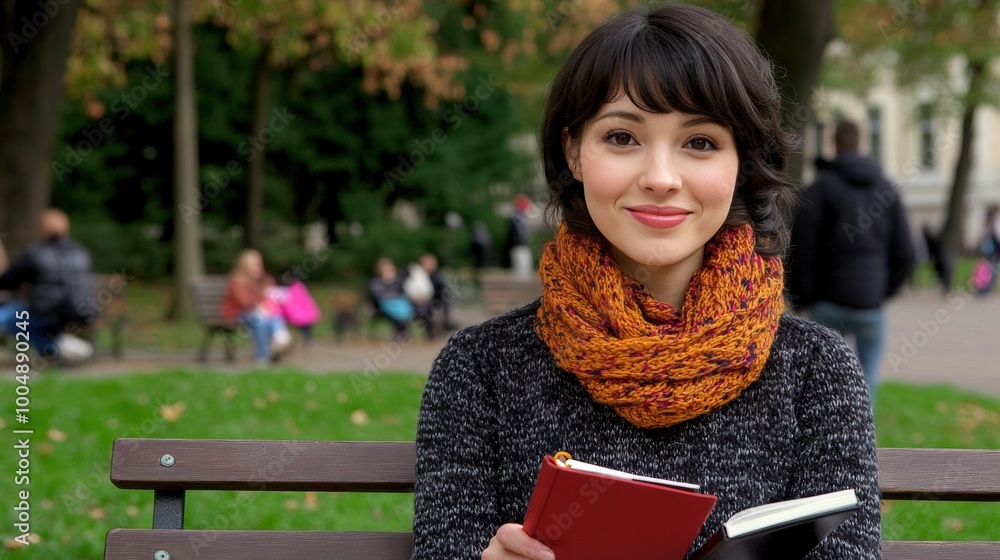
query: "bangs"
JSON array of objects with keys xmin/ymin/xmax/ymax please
[
  {"xmin": 612, "ymin": 29, "xmax": 722, "ymax": 120},
  {"xmin": 564, "ymin": 12, "xmax": 760, "ymax": 134}
]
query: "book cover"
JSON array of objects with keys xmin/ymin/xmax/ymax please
[
  {"xmin": 522, "ymin": 454, "xmax": 718, "ymax": 560},
  {"xmin": 690, "ymin": 489, "xmax": 860, "ymax": 560}
]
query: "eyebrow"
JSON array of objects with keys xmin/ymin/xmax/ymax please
[{"xmin": 593, "ymin": 110, "xmax": 724, "ymax": 129}]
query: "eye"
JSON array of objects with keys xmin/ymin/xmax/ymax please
[
  {"xmin": 603, "ymin": 130, "xmax": 636, "ymax": 147},
  {"xmin": 685, "ymin": 136, "xmax": 719, "ymax": 151}
]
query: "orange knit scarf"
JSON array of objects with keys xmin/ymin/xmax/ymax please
[{"xmin": 535, "ymin": 223, "xmax": 785, "ymax": 429}]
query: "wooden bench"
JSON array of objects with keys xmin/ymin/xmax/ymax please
[
  {"xmin": 104, "ymin": 439, "xmax": 1000, "ymax": 559},
  {"xmin": 189, "ymin": 276, "xmax": 240, "ymax": 362},
  {"xmin": 478, "ymin": 270, "xmax": 542, "ymax": 315},
  {"xmin": 80, "ymin": 273, "xmax": 129, "ymax": 359}
]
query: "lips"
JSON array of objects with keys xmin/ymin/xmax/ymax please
[{"xmin": 626, "ymin": 205, "xmax": 691, "ymax": 229}]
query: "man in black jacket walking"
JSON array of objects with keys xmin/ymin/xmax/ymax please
[
  {"xmin": 0, "ymin": 209, "xmax": 95, "ymax": 360},
  {"xmin": 788, "ymin": 120, "xmax": 915, "ymax": 403}
]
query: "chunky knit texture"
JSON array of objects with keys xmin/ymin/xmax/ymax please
[
  {"xmin": 536, "ymin": 223, "xmax": 784, "ymax": 428},
  {"xmin": 414, "ymin": 304, "xmax": 881, "ymax": 559}
]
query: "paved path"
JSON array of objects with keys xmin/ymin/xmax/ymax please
[{"xmin": 10, "ymin": 287, "xmax": 1000, "ymax": 396}]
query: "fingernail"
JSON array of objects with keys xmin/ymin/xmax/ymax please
[{"xmin": 538, "ymin": 550, "xmax": 555, "ymax": 560}]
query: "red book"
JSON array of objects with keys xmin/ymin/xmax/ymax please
[{"xmin": 522, "ymin": 453, "xmax": 718, "ymax": 560}]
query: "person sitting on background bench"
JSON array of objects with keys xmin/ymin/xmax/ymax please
[
  {"xmin": 368, "ymin": 257, "xmax": 420, "ymax": 341},
  {"xmin": 0, "ymin": 208, "xmax": 95, "ymax": 362},
  {"xmin": 221, "ymin": 249, "xmax": 291, "ymax": 365}
]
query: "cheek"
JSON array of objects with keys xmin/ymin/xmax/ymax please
[{"xmin": 579, "ymin": 151, "xmax": 637, "ymax": 207}]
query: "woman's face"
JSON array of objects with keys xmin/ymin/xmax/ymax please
[
  {"xmin": 566, "ymin": 96, "xmax": 739, "ymax": 276},
  {"xmin": 241, "ymin": 253, "xmax": 264, "ymax": 278}
]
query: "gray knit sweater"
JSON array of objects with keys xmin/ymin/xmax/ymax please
[{"xmin": 413, "ymin": 301, "xmax": 881, "ymax": 559}]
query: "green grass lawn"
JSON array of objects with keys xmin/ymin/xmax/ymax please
[{"xmin": 0, "ymin": 372, "xmax": 997, "ymax": 558}]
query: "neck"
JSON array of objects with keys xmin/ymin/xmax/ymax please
[{"xmin": 610, "ymin": 246, "xmax": 705, "ymax": 309}]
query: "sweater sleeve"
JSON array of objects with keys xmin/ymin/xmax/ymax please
[
  {"xmin": 413, "ymin": 329, "xmax": 501, "ymax": 559},
  {"xmin": 788, "ymin": 328, "xmax": 882, "ymax": 560}
]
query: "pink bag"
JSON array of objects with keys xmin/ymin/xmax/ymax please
[
  {"xmin": 971, "ymin": 258, "xmax": 994, "ymax": 292},
  {"xmin": 281, "ymin": 281, "xmax": 320, "ymax": 327}
]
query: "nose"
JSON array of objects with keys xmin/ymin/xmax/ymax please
[{"xmin": 638, "ymin": 149, "xmax": 682, "ymax": 195}]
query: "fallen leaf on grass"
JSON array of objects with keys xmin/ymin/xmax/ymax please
[
  {"xmin": 285, "ymin": 499, "xmax": 299, "ymax": 511},
  {"xmin": 38, "ymin": 443, "xmax": 54, "ymax": 455},
  {"xmin": 3, "ymin": 533, "xmax": 41, "ymax": 548},
  {"xmin": 304, "ymin": 492, "xmax": 319, "ymax": 510},
  {"xmin": 253, "ymin": 397, "xmax": 268, "ymax": 409},
  {"xmin": 221, "ymin": 386, "xmax": 238, "ymax": 400},
  {"xmin": 89, "ymin": 507, "xmax": 106, "ymax": 520},
  {"xmin": 48, "ymin": 428, "xmax": 67, "ymax": 442},
  {"xmin": 160, "ymin": 402, "xmax": 187, "ymax": 422},
  {"xmin": 126, "ymin": 505, "xmax": 140, "ymax": 517},
  {"xmin": 305, "ymin": 400, "xmax": 319, "ymax": 410},
  {"xmin": 267, "ymin": 390, "xmax": 280, "ymax": 403},
  {"xmin": 943, "ymin": 517, "xmax": 964, "ymax": 532},
  {"xmin": 351, "ymin": 409, "xmax": 370, "ymax": 426}
]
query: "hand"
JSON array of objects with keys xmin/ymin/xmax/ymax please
[{"xmin": 482, "ymin": 524, "xmax": 555, "ymax": 560}]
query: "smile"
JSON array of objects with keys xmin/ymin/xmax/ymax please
[{"xmin": 626, "ymin": 206, "xmax": 691, "ymax": 229}]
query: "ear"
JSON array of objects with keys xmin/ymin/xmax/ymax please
[{"xmin": 562, "ymin": 128, "xmax": 581, "ymax": 181}]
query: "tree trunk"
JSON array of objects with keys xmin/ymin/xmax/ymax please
[
  {"xmin": 0, "ymin": 0, "xmax": 81, "ymax": 259},
  {"xmin": 755, "ymin": 0, "xmax": 836, "ymax": 185},
  {"xmin": 167, "ymin": 0, "xmax": 204, "ymax": 321},
  {"xmin": 244, "ymin": 42, "xmax": 271, "ymax": 250},
  {"xmin": 941, "ymin": 60, "xmax": 986, "ymax": 255}
]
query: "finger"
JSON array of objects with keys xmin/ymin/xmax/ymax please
[{"xmin": 495, "ymin": 524, "xmax": 556, "ymax": 560}]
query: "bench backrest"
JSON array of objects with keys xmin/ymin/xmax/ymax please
[
  {"xmin": 188, "ymin": 276, "xmax": 232, "ymax": 324},
  {"xmin": 105, "ymin": 439, "xmax": 1000, "ymax": 560},
  {"xmin": 478, "ymin": 271, "xmax": 542, "ymax": 314}
]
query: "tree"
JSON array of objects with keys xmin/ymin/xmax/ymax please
[
  {"xmin": 206, "ymin": 0, "xmax": 469, "ymax": 250},
  {"xmin": 754, "ymin": 0, "xmax": 836, "ymax": 183},
  {"xmin": 169, "ymin": 0, "xmax": 205, "ymax": 319},
  {"xmin": 0, "ymin": 0, "xmax": 81, "ymax": 259},
  {"xmin": 838, "ymin": 0, "xmax": 1000, "ymax": 252}
]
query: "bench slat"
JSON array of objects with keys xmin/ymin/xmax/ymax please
[
  {"xmin": 105, "ymin": 529, "xmax": 413, "ymax": 560},
  {"xmin": 110, "ymin": 439, "xmax": 415, "ymax": 492},
  {"xmin": 878, "ymin": 448, "xmax": 1000, "ymax": 501},
  {"xmin": 882, "ymin": 540, "xmax": 1000, "ymax": 559}
]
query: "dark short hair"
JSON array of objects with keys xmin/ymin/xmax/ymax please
[
  {"xmin": 834, "ymin": 119, "xmax": 861, "ymax": 153},
  {"xmin": 540, "ymin": 4, "xmax": 795, "ymax": 257}
]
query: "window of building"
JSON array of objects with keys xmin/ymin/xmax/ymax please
[
  {"xmin": 868, "ymin": 106, "xmax": 882, "ymax": 164},
  {"xmin": 920, "ymin": 103, "xmax": 934, "ymax": 169}
]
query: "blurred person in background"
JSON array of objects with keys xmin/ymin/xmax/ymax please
[
  {"xmin": 0, "ymin": 208, "xmax": 95, "ymax": 361},
  {"xmin": 788, "ymin": 119, "xmax": 915, "ymax": 403},
  {"xmin": 221, "ymin": 248, "xmax": 292, "ymax": 365},
  {"xmin": 368, "ymin": 256, "xmax": 415, "ymax": 341},
  {"xmin": 973, "ymin": 204, "xmax": 1000, "ymax": 295}
]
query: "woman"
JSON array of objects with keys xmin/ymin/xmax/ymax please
[
  {"xmin": 368, "ymin": 257, "xmax": 415, "ymax": 340},
  {"xmin": 413, "ymin": 4, "xmax": 880, "ymax": 560},
  {"xmin": 221, "ymin": 249, "xmax": 291, "ymax": 364}
]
